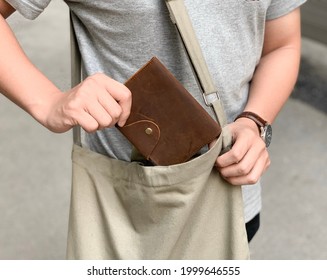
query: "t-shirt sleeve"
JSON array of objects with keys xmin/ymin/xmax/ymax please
[
  {"xmin": 266, "ymin": 0, "xmax": 307, "ymax": 20},
  {"xmin": 6, "ymin": 0, "xmax": 51, "ymax": 20}
]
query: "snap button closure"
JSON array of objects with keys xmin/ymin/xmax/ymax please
[{"xmin": 145, "ymin": 128, "xmax": 153, "ymax": 135}]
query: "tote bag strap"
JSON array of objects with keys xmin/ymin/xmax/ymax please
[
  {"xmin": 70, "ymin": 13, "xmax": 82, "ymax": 146},
  {"xmin": 165, "ymin": 0, "xmax": 227, "ymax": 126}
]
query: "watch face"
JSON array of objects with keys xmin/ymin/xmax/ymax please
[{"xmin": 264, "ymin": 125, "xmax": 272, "ymax": 147}]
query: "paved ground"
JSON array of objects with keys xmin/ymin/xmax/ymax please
[{"xmin": 0, "ymin": 0, "xmax": 326, "ymax": 259}]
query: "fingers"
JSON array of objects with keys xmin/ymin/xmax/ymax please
[
  {"xmin": 214, "ymin": 121, "xmax": 271, "ymax": 186},
  {"xmin": 217, "ymin": 145, "xmax": 270, "ymax": 186},
  {"xmin": 101, "ymin": 76, "xmax": 132, "ymax": 127},
  {"xmin": 83, "ymin": 73, "xmax": 132, "ymax": 128},
  {"xmin": 49, "ymin": 73, "xmax": 132, "ymax": 133},
  {"xmin": 84, "ymin": 95, "xmax": 119, "ymax": 129}
]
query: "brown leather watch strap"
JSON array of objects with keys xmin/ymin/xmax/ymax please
[
  {"xmin": 235, "ymin": 111, "xmax": 272, "ymax": 147},
  {"xmin": 235, "ymin": 111, "xmax": 268, "ymax": 128}
]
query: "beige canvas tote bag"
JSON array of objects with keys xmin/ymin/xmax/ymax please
[{"xmin": 66, "ymin": 0, "xmax": 250, "ymax": 259}]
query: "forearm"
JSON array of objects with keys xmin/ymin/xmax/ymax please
[
  {"xmin": 244, "ymin": 8, "xmax": 302, "ymax": 124},
  {"xmin": 244, "ymin": 45, "xmax": 301, "ymax": 124},
  {"xmin": 0, "ymin": 15, "xmax": 62, "ymax": 125},
  {"xmin": 217, "ymin": 47, "xmax": 300, "ymax": 185},
  {"xmin": 217, "ymin": 9, "xmax": 302, "ymax": 185},
  {"xmin": 0, "ymin": 13, "xmax": 131, "ymax": 133}
]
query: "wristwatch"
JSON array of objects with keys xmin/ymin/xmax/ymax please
[{"xmin": 235, "ymin": 111, "xmax": 272, "ymax": 147}]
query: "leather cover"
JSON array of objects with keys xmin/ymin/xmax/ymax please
[{"xmin": 118, "ymin": 57, "xmax": 221, "ymax": 166}]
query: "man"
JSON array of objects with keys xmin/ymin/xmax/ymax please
[{"xmin": 0, "ymin": 0, "xmax": 306, "ymax": 251}]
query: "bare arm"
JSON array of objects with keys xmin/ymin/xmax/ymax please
[
  {"xmin": 215, "ymin": 8, "xmax": 302, "ymax": 185},
  {"xmin": 0, "ymin": 0, "xmax": 131, "ymax": 133},
  {"xmin": 244, "ymin": 8, "xmax": 302, "ymax": 123}
]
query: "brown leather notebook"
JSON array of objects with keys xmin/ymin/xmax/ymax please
[{"xmin": 118, "ymin": 57, "xmax": 221, "ymax": 166}]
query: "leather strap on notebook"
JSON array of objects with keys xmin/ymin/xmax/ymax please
[{"xmin": 165, "ymin": 0, "xmax": 227, "ymax": 127}]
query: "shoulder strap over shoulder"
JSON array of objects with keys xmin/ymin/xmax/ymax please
[{"xmin": 165, "ymin": 0, "xmax": 227, "ymax": 126}]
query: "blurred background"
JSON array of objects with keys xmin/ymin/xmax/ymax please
[{"xmin": 0, "ymin": 0, "xmax": 326, "ymax": 259}]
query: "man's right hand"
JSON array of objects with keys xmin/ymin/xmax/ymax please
[
  {"xmin": 1, "ymin": 2, "xmax": 131, "ymax": 134},
  {"xmin": 43, "ymin": 73, "xmax": 132, "ymax": 133}
]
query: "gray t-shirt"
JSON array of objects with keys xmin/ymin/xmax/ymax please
[{"xmin": 8, "ymin": 0, "xmax": 306, "ymax": 222}]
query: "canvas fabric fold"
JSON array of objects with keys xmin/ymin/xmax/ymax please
[{"xmin": 67, "ymin": 127, "xmax": 249, "ymax": 259}]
